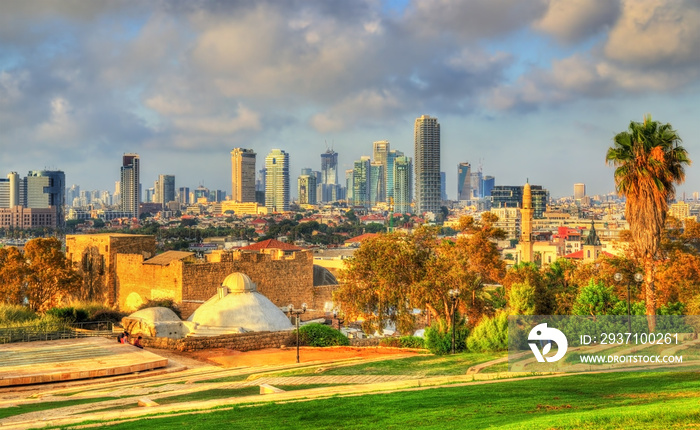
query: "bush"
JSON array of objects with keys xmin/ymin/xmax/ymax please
[
  {"xmin": 466, "ymin": 311, "xmax": 509, "ymax": 352},
  {"xmin": 0, "ymin": 305, "xmax": 38, "ymax": 326},
  {"xmin": 424, "ymin": 318, "xmax": 469, "ymax": 355},
  {"xmin": 138, "ymin": 298, "xmax": 182, "ymax": 319},
  {"xmin": 379, "ymin": 336, "xmax": 425, "ymax": 349},
  {"xmin": 88, "ymin": 309, "xmax": 127, "ymax": 324},
  {"xmin": 297, "ymin": 323, "xmax": 349, "ymax": 347},
  {"xmin": 45, "ymin": 307, "xmax": 89, "ymax": 323}
]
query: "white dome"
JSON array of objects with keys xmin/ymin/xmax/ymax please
[
  {"xmin": 127, "ymin": 306, "xmax": 180, "ymax": 322},
  {"xmin": 188, "ymin": 272, "xmax": 293, "ymax": 333},
  {"xmin": 222, "ymin": 272, "xmax": 257, "ymax": 293}
]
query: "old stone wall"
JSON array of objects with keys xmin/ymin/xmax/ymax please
[
  {"xmin": 66, "ymin": 234, "xmax": 155, "ymax": 306},
  {"xmin": 141, "ymin": 331, "xmax": 294, "ymax": 352},
  {"xmin": 349, "ymin": 338, "xmax": 381, "ymax": 347},
  {"xmin": 178, "ymin": 251, "xmax": 315, "ymax": 319},
  {"xmin": 115, "ymin": 254, "xmax": 183, "ymax": 311}
]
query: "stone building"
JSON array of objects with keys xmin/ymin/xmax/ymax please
[
  {"xmin": 68, "ymin": 234, "xmax": 337, "ymax": 319},
  {"xmin": 65, "ymin": 234, "xmax": 156, "ymax": 306}
]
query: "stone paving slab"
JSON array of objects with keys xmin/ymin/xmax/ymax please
[{"xmin": 0, "ymin": 337, "xmax": 168, "ymax": 387}]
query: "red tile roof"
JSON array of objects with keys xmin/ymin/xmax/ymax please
[
  {"xmin": 344, "ymin": 233, "xmax": 379, "ymax": 243},
  {"xmin": 240, "ymin": 238, "xmax": 301, "ymax": 251}
]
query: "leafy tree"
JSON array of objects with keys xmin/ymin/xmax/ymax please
[
  {"xmin": 0, "ymin": 247, "xmax": 28, "ymax": 305},
  {"xmin": 24, "ymin": 238, "xmax": 81, "ymax": 312},
  {"xmin": 364, "ymin": 222, "xmax": 385, "ymax": 233},
  {"xmin": 572, "ymin": 280, "xmax": 619, "ymax": 317},
  {"xmin": 507, "ymin": 282, "xmax": 535, "ymax": 315},
  {"xmin": 606, "ymin": 115, "xmax": 691, "ymax": 329},
  {"xmin": 466, "ymin": 310, "xmax": 508, "ymax": 352},
  {"xmin": 543, "ymin": 259, "xmax": 580, "ymax": 315}
]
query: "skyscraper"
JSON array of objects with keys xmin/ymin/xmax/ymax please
[
  {"xmin": 458, "ymin": 163, "xmax": 471, "ymax": 201},
  {"xmin": 369, "ymin": 162, "xmax": 384, "ymax": 206},
  {"xmin": 321, "ymin": 149, "xmax": 339, "ymax": 203},
  {"xmin": 265, "ymin": 149, "xmax": 290, "ymax": 212},
  {"xmin": 386, "ymin": 149, "xmax": 404, "ymax": 202},
  {"xmin": 373, "ymin": 140, "xmax": 389, "ymax": 203},
  {"xmin": 155, "ymin": 174, "xmax": 175, "ymax": 206},
  {"xmin": 352, "ymin": 157, "xmax": 370, "ymax": 207},
  {"xmin": 483, "ymin": 176, "xmax": 495, "ymax": 199},
  {"xmin": 394, "ymin": 155, "xmax": 413, "ymax": 214},
  {"xmin": 120, "ymin": 153, "xmax": 140, "ymax": 218},
  {"xmin": 297, "ymin": 174, "xmax": 317, "ymax": 205},
  {"xmin": 414, "ymin": 115, "xmax": 441, "ymax": 214},
  {"xmin": 24, "ymin": 170, "xmax": 66, "ymax": 225},
  {"xmin": 574, "ymin": 183, "xmax": 586, "ymax": 200},
  {"xmin": 231, "ymin": 148, "xmax": 256, "ymax": 203}
]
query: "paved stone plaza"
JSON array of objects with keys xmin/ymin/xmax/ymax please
[{"xmin": 0, "ymin": 337, "xmax": 169, "ymax": 387}]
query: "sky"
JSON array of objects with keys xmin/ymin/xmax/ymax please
[{"xmin": 2, "ymin": 0, "xmax": 700, "ymax": 200}]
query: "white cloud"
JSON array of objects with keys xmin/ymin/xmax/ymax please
[
  {"xmin": 534, "ymin": 0, "xmax": 621, "ymax": 44},
  {"xmin": 604, "ymin": 0, "xmax": 700, "ymax": 68}
]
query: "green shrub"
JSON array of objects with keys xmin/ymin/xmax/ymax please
[
  {"xmin": 0, "ymin": 305, "xmax": 38, "ymax": 326},
  {"xmin": 466, "ymin": 311, "xmax": 509, "ymax": 353},
  {"xmin": 379, "ymin": 336, "xmax": 424, "ymax": 348},
  {"xmin": 297, "ymin": 323, "xmax": 349, "ymax": 347},
  {"xmin": 424, "ymin": 318, "xmax": 469, "ymax": 355},
  {"xmin": 138, "ymin": 298, "xmax": 182, "ymax": 319},
  {"xmin": 89, "ymin": 309, "xmax": 127, "ymax": 324},
  {"xmin": 45, "ymin": 307, "xmax": 89, "ymax": 323}
]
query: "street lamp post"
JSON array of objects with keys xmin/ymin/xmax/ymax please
[
  {"xmin": 287, "ymin": 303, "xmax": 307, "ymax": 363},
  {"xmin": 448, "ymin": 289, "xmax": 460, "ymax": 354},
  {"xmin": 614, "ymin": 272, "xmax": 644, "ymax": 333}
]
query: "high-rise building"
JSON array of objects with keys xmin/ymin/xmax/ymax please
[
  {"xmin": 265, "ymin": 149, "xmax": 290, "ymax": 212},
  {"xmin": 120, "ymin": 153, "xmax": 140, "ymax": 218},
  {"xmin": 0, "ymin": 172, "xmax": 20, "ymax": 208},
  {"xmin": 145, "ymin": 187, "xmax": 155, "ymax": 203},
  {"xmin": 345, "ymin": 169, "xmax": 354, "ymax": 203},
  {"xmin": 574, "ymin": 183, "xmax": 586, "ymax": 200},
  {"xmin": 470, "ymin": 170, "xmax": 483, "ymax": 199},
  {"xmin": 440, "ymin": 172, "xmax": 447, "ymax": 201},
  {"xmin": 178, "ymin": 187, "xmax": 190, "ymax": 205},
  {"xmin": 231, "ymin": 148, "xmax": 256, "ymax": 203},
  {"xmin": 520, "ymin": 182, "xmax": 533, "ymax": 263},
  {"xmin": 154, "ymin": 175, "xmax": 175, "ymax": 206},
  {"xmin": 386, "ymin": 149, "xmax": 404, "ymax": 202},
  {"xmin": 24, "ymin": 170, "xmax": 66, "ymax": 225},
  {"xmin": 321, "ymin": 149, "xmax": 339, "ymax": 203},
  {"xmin": 373, "ymin": 140, "xmax": 389, "ymax": 203},
  {"xmin": 458, "ymin": 163, "xmax": 471, "ymax": 201},
  {"xmin": 491, "ymin": 184, "xmax": 549, "ymax": 218},
  {"xmin": 483, "ymin": 176, "xmax": 495, "ymax": 199},
  {"xmin": 414, "ymin": 115, "xmax": 441, "ymax": 214},
  {"xmin": 352, "ymin": 157, "xmax": 371, "ymax": 208},
  {"xmin": 193, "ymin": 185, "xmax": 209, "ymax": 202},
  {"xmin": 298, "ymin": 174, "xmax": 317, "ymax": 205},
  {"xmin": 369, "ymin": 162, "xmax": 384, "ymax": 206},
  {"xmin": 393, "ymin": 156, "xmax": 413, "ymax": 214}
]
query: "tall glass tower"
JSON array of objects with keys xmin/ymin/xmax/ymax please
[
  {"xmin": 414, "ymin": 115, "xmax": 441, "ymax": 214},
  {"xmin": 120, "ymin": 153, "xmax": 140, "ymax": 218},
  {"xmin": 265, "ymin": 149, "xmax": 290, "ymax": 212},
  {"xmin": 321, "ymin": 149, "xmax": 338, "ymax": 202}
]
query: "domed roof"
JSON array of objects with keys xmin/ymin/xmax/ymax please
[
  {"xmin": 222, "ymin": 272, "xmax": 257, "ymax": 293},
  {"xmin": 127, "ymin": 307, "xmax": 181, "ymax": 322},
  {"xmin": 188, "ymin": 272, "xmax": 293, "ymax": 332}
]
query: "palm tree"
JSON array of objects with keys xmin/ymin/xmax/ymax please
[{"xmin": 606, "ymin": 115, "xmax": 691, "ymax": 330}]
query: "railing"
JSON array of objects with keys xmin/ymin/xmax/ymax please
[{"xmin": 0, "ymin": 321, "xmax": 115, "ymax": 344}]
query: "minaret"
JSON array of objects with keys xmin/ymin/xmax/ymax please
[{"xmin": 520, "ymin": 181, "xmax": 533, "ymax": 263}]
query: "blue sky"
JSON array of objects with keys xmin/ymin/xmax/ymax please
[{"xmin": 2, "ymin": 0, "xmax": 700, "ymax": 200}]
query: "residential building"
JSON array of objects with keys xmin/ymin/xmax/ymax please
[
  {"xmin": 120, "ymin": 153, "xmax": 140, "ymax": 218},
  {"xmin": 231, "ymin": 148, "xmax": 256, "ymax": 203},
  {"xmin": 265, "ymin": 149, "xmax": 290, "ymax": 212},
  {"xmin": 393, "ymin": 155, "xmax": 413, "ymax": 214},
  {"xmin": 298, "ymin": 174, "xmax": 317, "ymax": 205},
  {"xmin": 414, "ymin": 115, "xmax": 441, "ymax": 214}
]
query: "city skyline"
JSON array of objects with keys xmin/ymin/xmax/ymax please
[{"xmin": 3, "ymin": 2, "xmax": 700, "ymax": 199}]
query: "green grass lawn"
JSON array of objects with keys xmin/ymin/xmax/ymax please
[
  {"xmin": 254, "ymin": 351, "xmax": 506, "ymax": 379},
  {"xmin": 57, "ymin": 372, "xmax": 700, "ymax": 429},
  {"xmin": 0, "ymin": 397, "xmax": 117, "ymax": 420}
]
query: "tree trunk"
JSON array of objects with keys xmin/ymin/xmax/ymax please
[{"xmin": 644, "ymin": 258, "xmax": 657, "ymax": 332}]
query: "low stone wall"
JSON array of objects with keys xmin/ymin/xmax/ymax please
[
  {"xmin": 349, "ymin": 338, "xmax": 381, "ymax": 347},
  {"xmin": 142, "ymin": 330, "xmax": 294, "ymax": 352}
]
